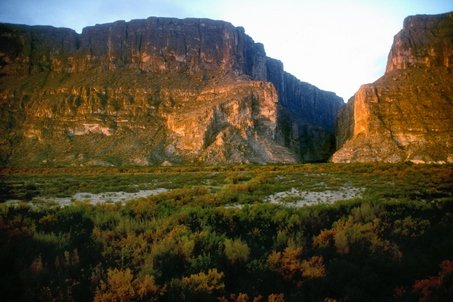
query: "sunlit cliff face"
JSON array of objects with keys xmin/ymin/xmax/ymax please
[
  {"xmin": 333, "ymin": 13, "xmax": 453, "ymax": 164},
  {"xmin": 0, "ymin": 17, "xmax": 343, "ymax": 166}
]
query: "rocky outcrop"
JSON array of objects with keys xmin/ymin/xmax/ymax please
[
  {"xmin": 0, "ymin": 18, "xmax": 343, "ymax": 166},
  {"xmin": 332, "ymin": 12, "xmax": 453, "ymax": 164}
]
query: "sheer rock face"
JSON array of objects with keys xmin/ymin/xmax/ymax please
[
  {"xmin": 333, "ymin": 12, "xmax": 453, "ymax": 164},
  {"xmin": 0, "ymin": 18, "xmax": 343, "ymax": 166},
  {"xmin": 386, "ymin": 13, "xmax": 453, "ymax": 72},
  {"xmin": 266, "ymin": 58, "xmax": 343, "ymax": 162}
]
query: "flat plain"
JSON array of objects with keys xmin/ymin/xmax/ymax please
[{"xmin": 1, "ymin": 163, "xmax": 452, "ymax": 301}]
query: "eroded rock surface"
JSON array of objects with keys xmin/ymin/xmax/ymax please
[
  {"xmin": 0, "ymin": 18, "xmax": 343, "ymax": 166},
  {"xmin": 333, "ymin": 12, "xmax": 453, "ymax": 163}
]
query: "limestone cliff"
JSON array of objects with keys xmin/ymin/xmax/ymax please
[
  {"xmin": 266, "ymin": 59, "xmax": 342, "ymax": 162},
  {"xmin": 0, "ymin": 18, "xmax": 343, "ymax": 166},
  {"xmin": 332, "ymin": 12, "xmax": 453, "ymax": 163}
]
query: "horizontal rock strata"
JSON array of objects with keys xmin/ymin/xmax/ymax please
[{"xmin": 0, "ymin": 18, "xmax": 343, "ymax": 166}]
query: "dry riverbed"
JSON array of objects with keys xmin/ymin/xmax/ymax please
[
  {"xmin": 5, "ymin": 189, "xmax": 169, "ymax": 207},
  {"xmin": 264, "ymin": 185, "xmax": 364, "ymax": 207},
  {"xmin": 5, "ymin": 185, "xmax": 364, "ymax": 208}
]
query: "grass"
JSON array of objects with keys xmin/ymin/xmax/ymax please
[
  {"xmin": 1, "ymin": 163, "xmax": 451, "ymax": 207},
  {"xmin": 0, "ymin": 163, "xmax": 452, "ymax": 301}
]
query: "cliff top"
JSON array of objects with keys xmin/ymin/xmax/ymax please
[{"xmin": 386, "ymin": 11, "xmax": 453, "ymax": 72}]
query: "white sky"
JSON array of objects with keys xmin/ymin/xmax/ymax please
[{"xmin": 0, "ymin": 0, "xmax": 451, "ymax": 100}]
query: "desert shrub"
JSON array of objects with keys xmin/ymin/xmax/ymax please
[
  {"xmin": 181, "ymin": 268, "xmax": 225, "ymax": 293},
  {"xmin": 1, "ymin": 163, "xmax": 453, "ymax": 301},
  {"xmin": 224, "ymin": 238, "xmax": 250, "ymax": 264},
  {"xmin": 94, "ymin": 268, "xmax": 163, "ymax": 302}
]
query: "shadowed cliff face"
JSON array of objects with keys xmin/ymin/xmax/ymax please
[
  {"xmin": 266, "ymin": 59, "xmax": 342, "ymax": 162},
  {"xmin": 0, "ymin": 17, "xmax": 343, "ymax": 166},
  {"xmin": 333, "ymin": 12, "xmax": 453, "ymax": 164}
]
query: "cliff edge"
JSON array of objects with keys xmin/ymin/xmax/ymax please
[
  {"xmin": 0, "ymin": 18, "xmax": 343, "ymax": 166},
  {"xmin": 332, "ymin": 12, "xmax": 453, "ymax": 163}
]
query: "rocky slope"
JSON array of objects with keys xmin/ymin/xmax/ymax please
[
  {"xmin": 332, "ymin": 12, "xmax": 453, "ymax": 163},
  {"xmin": 0, "ymin": 18, "xmax": 343, "ymax": 166}
]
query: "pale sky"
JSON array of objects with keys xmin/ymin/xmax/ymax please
[{"xmin": 0, "ymin": 0, "xmax": 451, "ymax": 100}]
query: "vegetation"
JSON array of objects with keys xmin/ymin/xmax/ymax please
[{"xmin": 0, "ymin": 163, "xmax": 452, "ymax": 301}]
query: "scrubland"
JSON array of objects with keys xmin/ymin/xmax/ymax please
[{"xmin": 1, "ymin": 163, "xmax": 452, "ymax": 301}]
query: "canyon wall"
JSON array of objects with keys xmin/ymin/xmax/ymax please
[
  {"xmin": 332, "ymin": 12, "xmax": 453, "ymax": 163},
  {"xmin": 0, "ymin": 18, "xmax": 343, "ymax": 166}
]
